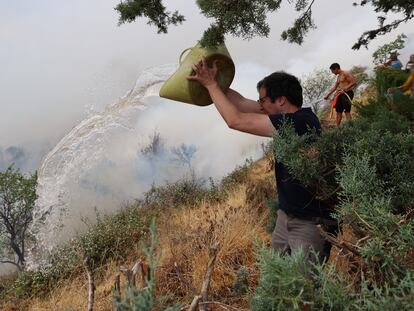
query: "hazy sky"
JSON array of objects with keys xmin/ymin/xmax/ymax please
[{"xmin": 1, "ymin": 0, "xmax": 413, "ymax": 158}]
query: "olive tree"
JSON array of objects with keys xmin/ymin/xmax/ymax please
[
  {"xmin": 372, "ymin": 33, "xmax": 407, "ymax": 65},
  {"xmin": 301, "ymin": 69, "xmax": 335, "ymax": 113},
  {"xmin": 0, "ymin": 166, "xmax": 37, "ymax": 270}
]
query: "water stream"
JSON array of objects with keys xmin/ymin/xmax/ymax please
[{"xmin": 27, "ymin": 64, "xmax": 265, "ymax": 269}]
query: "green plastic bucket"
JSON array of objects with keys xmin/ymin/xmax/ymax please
[{"xmin": 159, "ymin": 42, "xmax": 235, "ymax": 106}]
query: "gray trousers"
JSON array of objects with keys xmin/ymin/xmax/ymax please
[{"xmin": 271, "ymin": 209, "xmax": 330, "ymax": 264}]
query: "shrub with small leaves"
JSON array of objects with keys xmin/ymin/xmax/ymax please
[
  {"xmin": 113, "ymin": 220, "xmax": 181, "ymax": 311},
  {"xmin": 232, "ymin": 266, "xmax": 249, "ymax": 295}
]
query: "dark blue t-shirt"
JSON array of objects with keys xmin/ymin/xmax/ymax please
[{"xmin": 269, "ymin": 108, "xmax": 331, "ymax": 219}]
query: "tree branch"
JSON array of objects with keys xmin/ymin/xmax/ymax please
[
  {"xmin": 200, "ymin": 242, "xmax": 220, "ymax": 311},
  {"xmin": 352, "ymin": 14, "xmax": 414, "ymax": 50},
  {"xmin": 0, "ymin": 259, "xmax": 22, "ymax": 271},
  {"xmin": 316, "ymin": 225, "xmax": 360, "ymax": 256},
  {"xmin": 83, "ymin": 256, "xmax": 95, "ymax": 311}
]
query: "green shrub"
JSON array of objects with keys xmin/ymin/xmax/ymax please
[
  {"xmin": 220, "ymin": 158, "xmax": 253, "ymax": 191},
  {"xmin": 261, "ymin": 69, "xmax": 414, "ymax": 309},
  {"xmin": 143, "ymin": 173, "xmax": 210, "ymax": 208},
  {"xmin": 113, "ymin": 220, "xmax": 180, "ymax": 311},
  {"xmin": 232, "ymin": 266, "xmax": 249, "ymax": 295},
  {"xmin": 265, "ymin": 198, "xmax": 278, "ymax": 233},
  {"xmin": 250, "ymin": 246, "xmax": 414, "ymax": 311},
  {"xmin": 250, "ymin": 246, "xmax": 355, "ymax": 311},
  {"xmin": 2, "ymin": 201, "xmax": 156, "ymax": 302},
  {"xmin": 375, "ymin": 67, "xmax": 409, "ymax": 97}
]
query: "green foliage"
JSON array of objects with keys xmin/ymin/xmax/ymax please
[
  {"xmin": 250, "ymin": 247, "xmax": 313, "ymax": 310},
  {"xmin": 77, "ymin": 204, "xmax": 152, "ymax": 269},
  {"xmin": 256, "ymin": 67, "xmax": 414, "ymax": 310},
  {"xmin": 220, "ymin": 158, "xmax": 253, "ymax": 191},
  {"xmin": 116, "ymin": 1, "xmax": 413, "ymax": 49},
  {"xmin": 0, "ymin": 166, "xmax": 37, "ymax": 268},
  {"xmin": 372, "ymin": 33, "xmax": 407, "ymax": 65},
  {"xmin": 375, "ymin": 67, "xmax": 409, "ymax": 97},
  {"xmin": 280, "ymin": 0, "xmax": 316, "ymax": 45},
  {"xmin": 344, "ymin": 131, "xmax": 414, "ymax": 211},
  {"xmin": 265, "ymin": 198, "xmax": 278, "ymax": 234},
  {"xmin": 142, "ymin": 159, "xmax": 254, "ymax": 208},
  {"xmin": 250, "ymin": 246, "xmax": 356, "ymax": 310},
  {"xmin": 143, "ymin": 173, "xmax": 209, "ymax": 208},
  {"xmin": 232, "ymin": 266, "xmax": 249, "ymax": 295},
  {"xmin": 113, "ymin": 220, "xmax": 181, "ymax": 311},
  {"xmin": 350, "ymin": 65, "xmax": 369, "ymax": 88},
  {"xmin": 197, "ymin": 0, "xmax": 282, "ymax": 47},
  {"xmin": 386, "ymin": 91, "xmax": 414, "ymax": 122},
  {"xmin": 2, "ymin": 201, "xmax": 157, "ymax": 301},
  {"xmin": 301, "ymin": 68, "xmax": 335, "ymax": 108},
  {"xmin": 358, "ymin": 271, "xmax": 414, "ymax": 310},
  {"xmin": 352, "ymin": 2, "xmax": 414, "ymax": 49},
  {"xmin": 115, "ymin": 0, "xmax": 185, "ymax": 33},
  {"xmin": 273, "ymin": 100, "xmax": 412, "ymax": 205},
  {"xmin": 251, "ymin": 245, "xmax": 414, "ymax": 310}
]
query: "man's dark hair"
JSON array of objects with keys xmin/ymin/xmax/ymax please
[
  {"xmin": 256, "ymin": 71, "xmax": 303, "ymax": 107},
  {"xmin": 329, "ymin": 63, "xmax": 340, "ymax": 70}
]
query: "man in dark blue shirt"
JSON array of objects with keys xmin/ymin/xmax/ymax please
[{"xmin": 188, "ymin": 59, "xmax": 334, "ymax": 263}]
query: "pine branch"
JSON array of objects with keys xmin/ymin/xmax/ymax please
[{"xmin": 352, "ymin": 14, "xmax": 414, "ymax": 50}]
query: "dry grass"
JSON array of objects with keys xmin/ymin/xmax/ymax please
[
  {"xmin": 327, "ymin": 225, "xmax": 363, "ymax": 287},
  {"xmin": 25, "ymin": 261, "xmax": 119, "ymax": 311},
  {"xmin": 156, "ymin": 182, "xmax": 272, "ymax": 307},
  {"xmin": 25, "ymin": 257, "xmax": 153, "ymax": 311},
  {"xmin": 13, "ymin": 158, "xmax": 274, "ymax": 310}
]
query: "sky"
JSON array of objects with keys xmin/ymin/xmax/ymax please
[{"xmin": 0, "ymin": 0, "xmax": 413, "ymax": 157}]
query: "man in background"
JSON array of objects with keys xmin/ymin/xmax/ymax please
[{"xmin": 324, "ymin": 63, "xmax": 356, "ymax": 126}]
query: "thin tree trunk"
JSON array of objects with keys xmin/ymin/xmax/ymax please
[
  {"xmin": 83, "ymin": 256, "xmax": 95, "ymax": 311},
  {"xmin": 200, "ymin": 243, "xmax": 219, "ymax": 311}
]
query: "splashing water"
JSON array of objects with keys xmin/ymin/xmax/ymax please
[{"xmin": 27, "ymin": 64, "xmax": 266, "ymax": 269}]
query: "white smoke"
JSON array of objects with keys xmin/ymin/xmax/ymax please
[{"xmin": 26, "ymin": 63, "xmax": 268, "ymax": 269}]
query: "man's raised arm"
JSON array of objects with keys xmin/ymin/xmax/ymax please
[
  {"xmin": 226, "ymin": 89, "xmax": 264, "ymax": 113},
  {"xmin": 187, "ymin": 58, "xmax": 274, "ymax": 137}
]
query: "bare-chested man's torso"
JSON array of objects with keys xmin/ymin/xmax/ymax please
[{"xmin": 337, "ymin": 70, "xmax": 355, "ymax": 91}]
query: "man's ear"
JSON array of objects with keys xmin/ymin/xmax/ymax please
[{"xmin": 279, "ymin": 96, "xmax": 288, "ymax": 106}]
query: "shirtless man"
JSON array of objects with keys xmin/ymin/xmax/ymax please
[{"xmin": 324, "ymin": 63, "xmax": 356, "ymax": 126}]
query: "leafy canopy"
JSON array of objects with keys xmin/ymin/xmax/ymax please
[
  {"xmin": 0, "ymin": 166, "xmax": 37, "ymax": 270},
  {"xmin": 115, "ymin": 0, "xmax": 413, "ymax": 48},
  {"xmin": 372, "ymin": 33, "xmax": 407, "ymax": 65}
]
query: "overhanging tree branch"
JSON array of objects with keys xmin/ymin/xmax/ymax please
[
  {"xmin": 115, "ymin": 0, "xmax": 414, "ymax": 49},
  {"xmin": 115, "ymin": 0, "xmax": 185, "ymax": 33},
  {"xmin": 352, "ymin": 14, "xmax": 414, "ymax": 50},
  {"xmin": 281, "ymin": 0, "xmax": 317, "ymax": 45}
]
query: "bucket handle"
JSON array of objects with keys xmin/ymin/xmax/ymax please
[{"xmin": 179, "ymin": 48, "xmax": 192, "ymax": 65}]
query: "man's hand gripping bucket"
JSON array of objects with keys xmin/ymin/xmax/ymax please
[{"xmin": 159, "ymin": 42, "xmax": 235, "ymax": 106}]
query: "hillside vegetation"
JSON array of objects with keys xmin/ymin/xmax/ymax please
[{"xmin": 1, "ymin": 67, "xmax": 414, "ymax": 310}]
